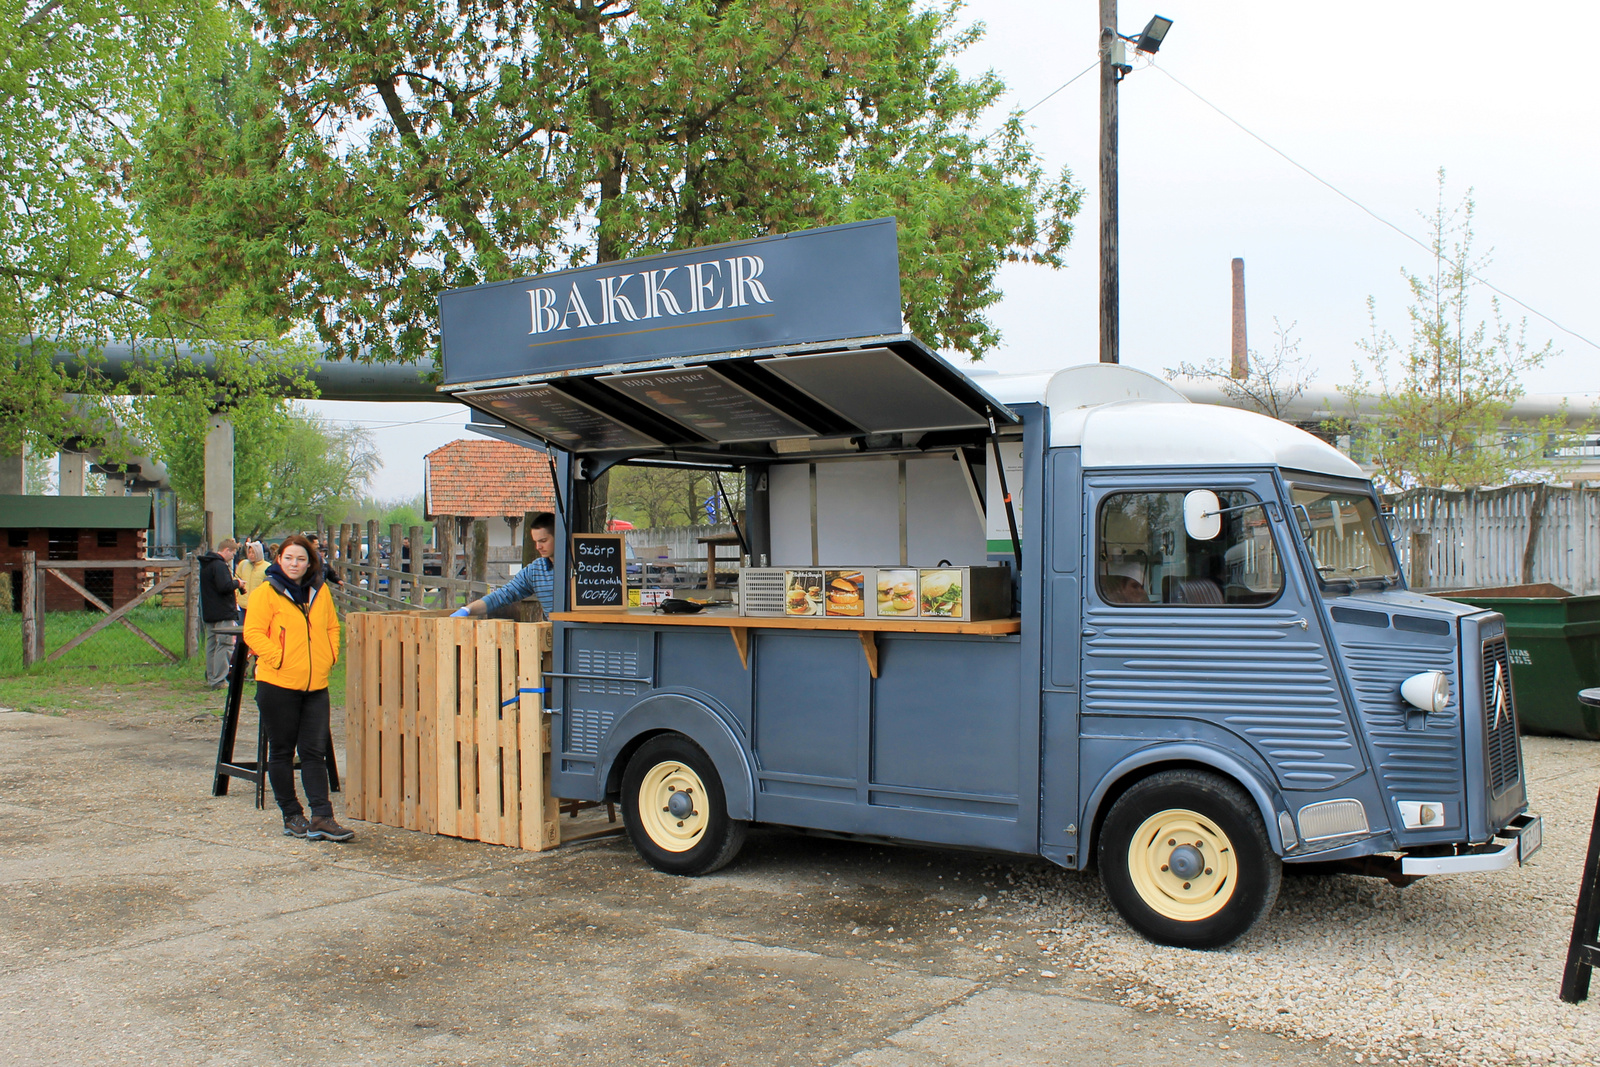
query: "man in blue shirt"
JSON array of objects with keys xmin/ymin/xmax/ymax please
[{"xmin": 452, "ymin": 512, "xmax": 557, "ymax": 618}]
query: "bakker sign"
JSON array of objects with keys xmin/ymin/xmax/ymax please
[{"xmin": 437, "ymin": 217, "xmax": 903, "ymax": 385}]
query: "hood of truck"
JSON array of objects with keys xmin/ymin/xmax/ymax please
[{"xmin": 1324, "ymin": 590, "xmax": 1526, "ymax": 847}]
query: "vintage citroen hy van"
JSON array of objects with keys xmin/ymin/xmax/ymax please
[{"xmin": 526, "ymin": 363, "xmax": 1540, "ymax": 949}]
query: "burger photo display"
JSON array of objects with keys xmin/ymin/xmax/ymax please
[
  {"xmin": 919, "ymin": 569, "xmax": 963, "ymax": 617},
  {"xmin": 824, "ymin": 571, "xmax": 866, "ymax": 616}
]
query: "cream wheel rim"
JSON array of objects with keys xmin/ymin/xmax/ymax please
[
  {"xmin": 637, "ymin": 761, "xmax": 709, "ymax": 852},
  {"xmin": 1125, "ymin": 808, "xmax": 1238, "ymax": 922}
]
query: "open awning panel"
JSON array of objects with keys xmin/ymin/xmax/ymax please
[
  {"xmin": 757, "ymin": 348, "xmax": 990, "ymax": 435},
  {"xmin": 454, "ymin": 338, "xmax": 1014, "ymax": 462}
]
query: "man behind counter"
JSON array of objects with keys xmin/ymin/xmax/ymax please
[{"xmin": 452, "ymin": 511, "xmax": 556, "ymax": 618}]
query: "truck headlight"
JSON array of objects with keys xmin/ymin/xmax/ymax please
[{"xmin": 1400, "ymin": 670, "xmax": 1450, "ymax": 714}]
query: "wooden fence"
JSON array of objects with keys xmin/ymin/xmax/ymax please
[
  {"xmin": 343, "ymin": 612, "xmax": 560, "ymax": 851},
  {"xmin": 15, "ymin": 553, "xmax": 197, "ymax": 667},
  {"xmin": 1389, "ymin": 485, "xmax": 1600, "ymax": 594}
]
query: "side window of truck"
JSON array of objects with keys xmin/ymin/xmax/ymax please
[{"xmin": 1097, "ymin": 491, "xmax": 1283, "ymax": 607}]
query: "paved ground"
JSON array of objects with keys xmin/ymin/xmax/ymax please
[{"xmin": 0, "ymin": 709, "xmax": 1364, "ymax": 1067}]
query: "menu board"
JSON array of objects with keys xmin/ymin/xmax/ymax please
[
  {"xmin": 599, "ymin": 367, "xmax": 813, "ymax": 443},
  {"xmin": 571, "ymin": 534, "xmax": 626, "ymax": 609},
  {"xmin": 466, "ymin": 384, "xmax": 657, "ymax": 451}
]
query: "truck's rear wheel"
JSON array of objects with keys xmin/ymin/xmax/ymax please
[
  {"xmin": 622, "ymin": 734, "xmax": 747, "ymax": 876},
  {"xmin": 1097, "ymin": 769, "xmax": 1281, "ymax": 949}
]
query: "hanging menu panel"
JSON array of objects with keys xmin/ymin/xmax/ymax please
[
  {"xmin": 599, "ymin": 367, "xmax": 814, "ymax": 443},
  {"xmin": 464, "ymin": 383, "xmax": 658, "ymax": 451},
  {"xmin": 757, "ymin": 348, "xmax": 989, "ymax": 434}
]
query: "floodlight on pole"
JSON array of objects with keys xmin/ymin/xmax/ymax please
[{"xmin": 1134, "ymin": 16, "xmax": 1173, "ymax": 54}]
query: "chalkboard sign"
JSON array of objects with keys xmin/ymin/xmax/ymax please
[{"xmin": 571, "ymin": 533, "xmax": 627, "ymax": 609}]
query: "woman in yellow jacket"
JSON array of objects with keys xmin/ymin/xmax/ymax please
[{"xmin": 243, "ymin": 534, "xmax": 354, "ymax": 842}]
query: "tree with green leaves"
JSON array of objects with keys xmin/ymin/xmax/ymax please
[
  {"xmin": 1341, "ymin": 172, "xmax": 1583, "ymax": 490},
  {"xmin": 0, "ymin": 0, "xmax": 235, "ymax": 455},
  {"xmin": 136, "ymin": 0, "xmax": 1080, "ymax": 364}
]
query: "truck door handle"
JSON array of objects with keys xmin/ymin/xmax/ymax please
[{"xmin": 1284, "ymin": 618, "xmax": 1308, "ymax": 630}]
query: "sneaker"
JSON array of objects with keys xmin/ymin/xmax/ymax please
[
  {"xmin": 282, "ymin": 814, "xmax": 310, "ymax": 838},
  {"xmin": 308, "ymin": 815, "xmax": 354, "ymax": 843}
]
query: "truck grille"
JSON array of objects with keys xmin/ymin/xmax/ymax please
[{"xmin": 1481, "ymin": 636, "xmax": 1521, "ymax": 797}]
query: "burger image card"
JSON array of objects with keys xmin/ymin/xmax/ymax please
[
  {"xmin": 875, "ymin": 568, "xmax": 918, "ymax": 617},
  {"xmin": 919, "ymin": 568, "xmax": 965, "ymax": 618},
  {"xmin": 823, "ymin": 570, "xmax": 868, "ymax": 617},
  {"xmin": 784, "ymin": 569, "xmax": 825, "ymax": 616}
]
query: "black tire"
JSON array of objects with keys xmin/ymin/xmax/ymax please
[
  {"xmin": 621, "ymin": 733, "xmax": 748, "ymax": 876},
  {"xmin": 1097, "ymin": 769, "xmax": 1281, "ymax": 949}
]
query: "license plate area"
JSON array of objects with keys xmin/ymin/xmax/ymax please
[{"xmin": 1508, "ymin": 813, "xmax": 1542, "ymax": 863}]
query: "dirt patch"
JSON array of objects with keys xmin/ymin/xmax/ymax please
[{"xmin": 0, "ymin": 674, "xmax": 348, "ymax": 747}]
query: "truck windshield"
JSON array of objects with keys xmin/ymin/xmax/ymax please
[{"xmin": 1288, "ymin": 486, "xmax": 1400, "ymax": 592}]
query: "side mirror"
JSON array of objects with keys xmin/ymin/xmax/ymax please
[{"xmin": 1183, "ymin": 490, "xmax": 1222, "ymax": 541}]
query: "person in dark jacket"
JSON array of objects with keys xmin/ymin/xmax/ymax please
[
  {"xmin": 198, "ymin": 539, "xmax": 244, "ymax": 688},
  {"xmin": 306, "ymin": 534, "xmax": 342, "ymax": 586}
]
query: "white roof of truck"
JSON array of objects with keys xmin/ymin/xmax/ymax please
[{"xmin": 981, "ymin": 364, "xmax": 1364, "ymax": 479}]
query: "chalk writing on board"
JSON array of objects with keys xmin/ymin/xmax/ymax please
[{"xmin": 570, "ymin": 534, "xmax": 625, "ymax": 609}]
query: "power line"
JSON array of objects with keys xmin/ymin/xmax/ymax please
[
  {"xmin": 1148, "ymin": 60, "xmax": 1600, "ymax": 354},
  {"xmin": 1019, "ymin": 61, "xmax": 1100, "ymax": 118}
]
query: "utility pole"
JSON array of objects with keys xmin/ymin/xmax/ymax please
[
  {"xmin": 1099, "ymin": 0, "xmax": 1120, "ymax": 365},
  {"xmin": 1098, "ymin": 10, "xmax": 1172, "ymax": 366},
  {"xmin": 1232, "ymin": 258, "xmax": 1248, "ymax": 379}
]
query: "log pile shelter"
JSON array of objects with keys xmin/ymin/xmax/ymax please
[{"xmin": 0, "ymin": 494, "xmax": 153, "ymax": 612}]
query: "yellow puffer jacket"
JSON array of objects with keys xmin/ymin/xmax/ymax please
[{"xmin": 244, "ymin": 574, "xmax": 340, "ymax": 691}]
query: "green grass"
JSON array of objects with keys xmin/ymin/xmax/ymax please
[{"xmin": 0, "ymin": 608, "xmax": 348, "ymax": 713}]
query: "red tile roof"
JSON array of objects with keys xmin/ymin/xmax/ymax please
[{"xmin": 424, "ymin": 440, "xmax": 556, "ymax": 519}]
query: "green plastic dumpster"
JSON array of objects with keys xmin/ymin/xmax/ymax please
[{"xmin": 1439, "ymin": 584, "xmax": 1600, "ymax": 740}]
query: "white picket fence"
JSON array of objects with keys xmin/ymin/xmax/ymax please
[{"xmin": 1389, "ymin": 485, "xmax": 1600, "ymax": 594}]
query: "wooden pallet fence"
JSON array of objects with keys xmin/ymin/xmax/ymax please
[{"xmin": 345, "ymin": 612, "xmax": 560, "ymax": 851}]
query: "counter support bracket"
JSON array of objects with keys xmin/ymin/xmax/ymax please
[
  {"xmin": 858, "ymin": 630, "xmax": 879, "ymax": 679},
  {"xmin": 730, "ymin": 627, "xmax": 750, "ymax": 670}
]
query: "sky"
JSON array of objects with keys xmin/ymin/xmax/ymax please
[{"xmin": 316, "ymin": 0, "xmax": 1600, "ymax": 502}]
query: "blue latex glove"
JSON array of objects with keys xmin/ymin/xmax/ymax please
[{"xmin": 450, "ymin": 607, "xmax": 470, "ymax": 618}]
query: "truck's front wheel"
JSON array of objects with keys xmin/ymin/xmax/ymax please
[
  {"xmin": 1097, "ymin": 769, "xmax": 1281, "ymax": 949},
  {"xmin": 622, "ymin": 734, "xmax": 747, "ymax": 876}
]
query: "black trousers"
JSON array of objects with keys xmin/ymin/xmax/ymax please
[{"xmin": 256, "ymin": 681, "xmax": 332, "ymax": 819}]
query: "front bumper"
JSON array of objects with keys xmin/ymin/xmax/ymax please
[{"xmin": 1399, "ymin": 813, "xmax": 1543, "ymax": 875}]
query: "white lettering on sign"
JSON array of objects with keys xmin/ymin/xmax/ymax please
[
  {"xmin": 528, "ymin": 256, "xmax": 771, "ymax": 335},
  {"xmin": 560, "ymin": 282, "xmax": 597, "ymax": 330},
  {"xmin": 1509, "ymin": 647, "xmax": 1532, "ymax": 666}
]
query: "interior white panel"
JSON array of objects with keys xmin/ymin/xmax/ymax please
[
  {"xmin": 816, "ymin": 460, "xmax": 900, "ymax": 565},
  {"xmin": 906, "ymin": 452, "xmax": 987, "ymax": 566},
  {"xmin": 768, "ymin": 462, "xmax": 813, "ymax": 566}
]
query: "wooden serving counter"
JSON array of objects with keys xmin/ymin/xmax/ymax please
[{"xmin": 549, "ymin": 608, "xmax": 1021, "ymax": 678}]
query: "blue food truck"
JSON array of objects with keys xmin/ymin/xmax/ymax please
[{"xmin": 438, "ymin": 220, "xmax": 1541, "ymax": 948}]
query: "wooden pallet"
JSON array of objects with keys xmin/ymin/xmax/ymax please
[{"xmin": 344, "ymin": 612, "xmax": 561, "ymax": 851}]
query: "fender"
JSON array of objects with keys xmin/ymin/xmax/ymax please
[
  {"xmin": 1080, "ymin": 742, "xmax": 1290, "ymax": 862},
  {"xmin": 598, "ymin": 691, "xmax": 756, "ymax": 820}
]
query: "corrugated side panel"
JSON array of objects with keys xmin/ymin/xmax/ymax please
[
  {"xmin": 1083, "ymin": 606, "xmax": 1360, "ymax": 787},
  {"xmin": 1335, "ymin": 628, "xmax": 1464, "ymax": 821},
  {"xmin": 564, "ymin": 631, "xmax": 647, "ymax": 757}
]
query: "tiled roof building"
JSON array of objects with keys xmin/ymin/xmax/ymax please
[{"xmin": 424, "ymin": 440, "xmax": 556, "ymax": 520}]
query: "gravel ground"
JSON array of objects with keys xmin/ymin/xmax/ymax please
[{"xmin": 976, "ymin": 736, "xmax": 1600, "ymax": 1067}]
